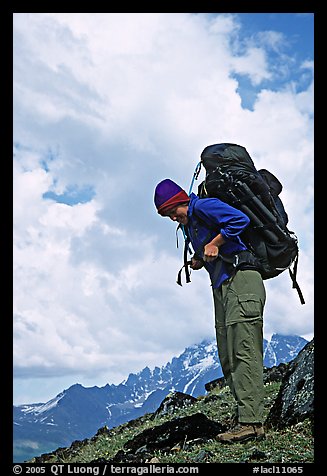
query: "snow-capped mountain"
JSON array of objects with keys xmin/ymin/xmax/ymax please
[
  {"xmin": 263, "ymin": 334, "xmax": 308, "ymax": 367},
  {"xmin": 14, "ymin": 333, "xmax": 308, "ymax": 462}
]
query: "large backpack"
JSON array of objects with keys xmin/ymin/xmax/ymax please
[{"xmin": 182, "ymin": 143, "xmax": 305, "ymax": 304}]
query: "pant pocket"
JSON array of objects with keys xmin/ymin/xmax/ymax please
[
  {"xmin": 225, "ymin": 292, "xmax": 263, "ymax": 325},
  {"xmin": 238, "ymin": 293, "xmax": 262, "ymax": 318}
]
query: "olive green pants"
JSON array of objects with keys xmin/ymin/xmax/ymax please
[{"xmin": 212, "ymin": 270, "xmax": 266, "ymax": 424}]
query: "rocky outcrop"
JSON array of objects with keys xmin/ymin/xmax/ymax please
[
  {"xmin": 152, "ymin": 391, "xmax": 197, "ymax": 418},
  {"xmin": 93, "ymin": 413, "xmax": 226, "ymax": 463},
  {"xmin": 265, "ymin": 339, "xmax": 314, "ymax": 429},
  {"xmin": 125, "ymin": 413, "xmax": 225, "ymax": 452}
]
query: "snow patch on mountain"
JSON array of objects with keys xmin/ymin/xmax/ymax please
[{"xmin": 20, "ymin": 393, "xmax": 65, "ymax": 415}]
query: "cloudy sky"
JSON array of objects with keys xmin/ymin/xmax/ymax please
[{"xmin": 13, "ymin": 13, "xmax": 314, "ymax": 405}]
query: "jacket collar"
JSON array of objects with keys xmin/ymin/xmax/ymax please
[{"xmin": 187, "ymin": 193, "xmax": 199, "ymax": 217}]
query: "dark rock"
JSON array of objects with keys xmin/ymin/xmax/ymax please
[
  {"xmin": 202, "ymin": 393, "xmax": 224, "ymax": 404},
  {"xmin": 93, "ymin": 425, "xmax": 111, "ymax": 438},
  {"xmin": 193, "ymin": 449, "xmax": 214, "ymax": 462},
  {"xmin": 124, "ymin": 412, "xmax": 226, "ymax": 453},
  {"xmin": 110, "ymin": 449, "xmax": 144, "ymax": 463},
  {"xmin": 205, "ymin": 376, "xmax": 226, "ymax": 392},
  {"xmin": 263, "ymin": 362, "xmax": 289, "ymax": 384},
  {"xmin": 248, "ymin": 447, "xmax": 267, "ymax": 460},
  {"xmin": 153, "ymin": 391, "xmax": 197, "ymax": 418},
  {"xmin": 134, "ymin": 445, "xmax": 148, "ymax": 454},
  {"xmin": 265, "ymin": 339, "xmax": 314, "ymax": 429}
]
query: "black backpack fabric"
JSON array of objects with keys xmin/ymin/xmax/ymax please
[{"xmin": 194, "ymin": 143, "xmax": 304, "ymax": 304}]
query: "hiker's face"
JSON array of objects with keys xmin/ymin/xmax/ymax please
[{"xmin": 166, "ymin": 205, "xmax": 189, "ymax": 225}]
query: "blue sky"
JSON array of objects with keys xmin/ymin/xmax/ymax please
[
  {"xmin": 235, "ymin": 14, "xmax": 313, "ymax": 108},
  {"xmin": 13, "ymin": 13, "xmax": 314, "ymax": 405}
]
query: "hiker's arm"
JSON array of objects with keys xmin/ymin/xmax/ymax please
[
  {"xmin": 195, "ymin": 200, "xmax": 250, "ymax": 239},
  {"xmin": 203, "ymin": 233, "xmax": 226, "ymax": 262}
]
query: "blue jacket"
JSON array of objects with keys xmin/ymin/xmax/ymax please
[{"xmin": 186, "ymin": 193, "xmax": 250, "ymax": 288}]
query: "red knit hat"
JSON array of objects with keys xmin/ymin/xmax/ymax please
[{"xmin": 154, "ymin": 179, "xmax": 190, "ymax": 216}]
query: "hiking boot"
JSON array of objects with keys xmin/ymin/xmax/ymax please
[{"xmin": 216, "ymin": 423, "xmax": 265, "ymax": 443}]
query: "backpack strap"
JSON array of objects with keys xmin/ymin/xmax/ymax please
[
  {"xmin": 188, "ymin": 161, "xmax": 202, "ymax": 194},
  {"xmin": 176, "ymin": 261, "xmax": 192, "ymax": 286},
  {"xmin": 176, "ymin": 211, "xmax": 213, "ymax": 286},
  {"xmin": 288, "ymin": 254, "xmax": 305, "ymax": 304},
  {"xmin": 176, "ymin": 162, "xmax": 202, "ymax": 286}
]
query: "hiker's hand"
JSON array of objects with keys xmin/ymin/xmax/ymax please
[
  {"xmin": 190, "ymin": 258, "xmax": 204, "ymax": 270},
  {"xmin": 203, "ymin": 244, "xmax": 219, "ymax": 262}
]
